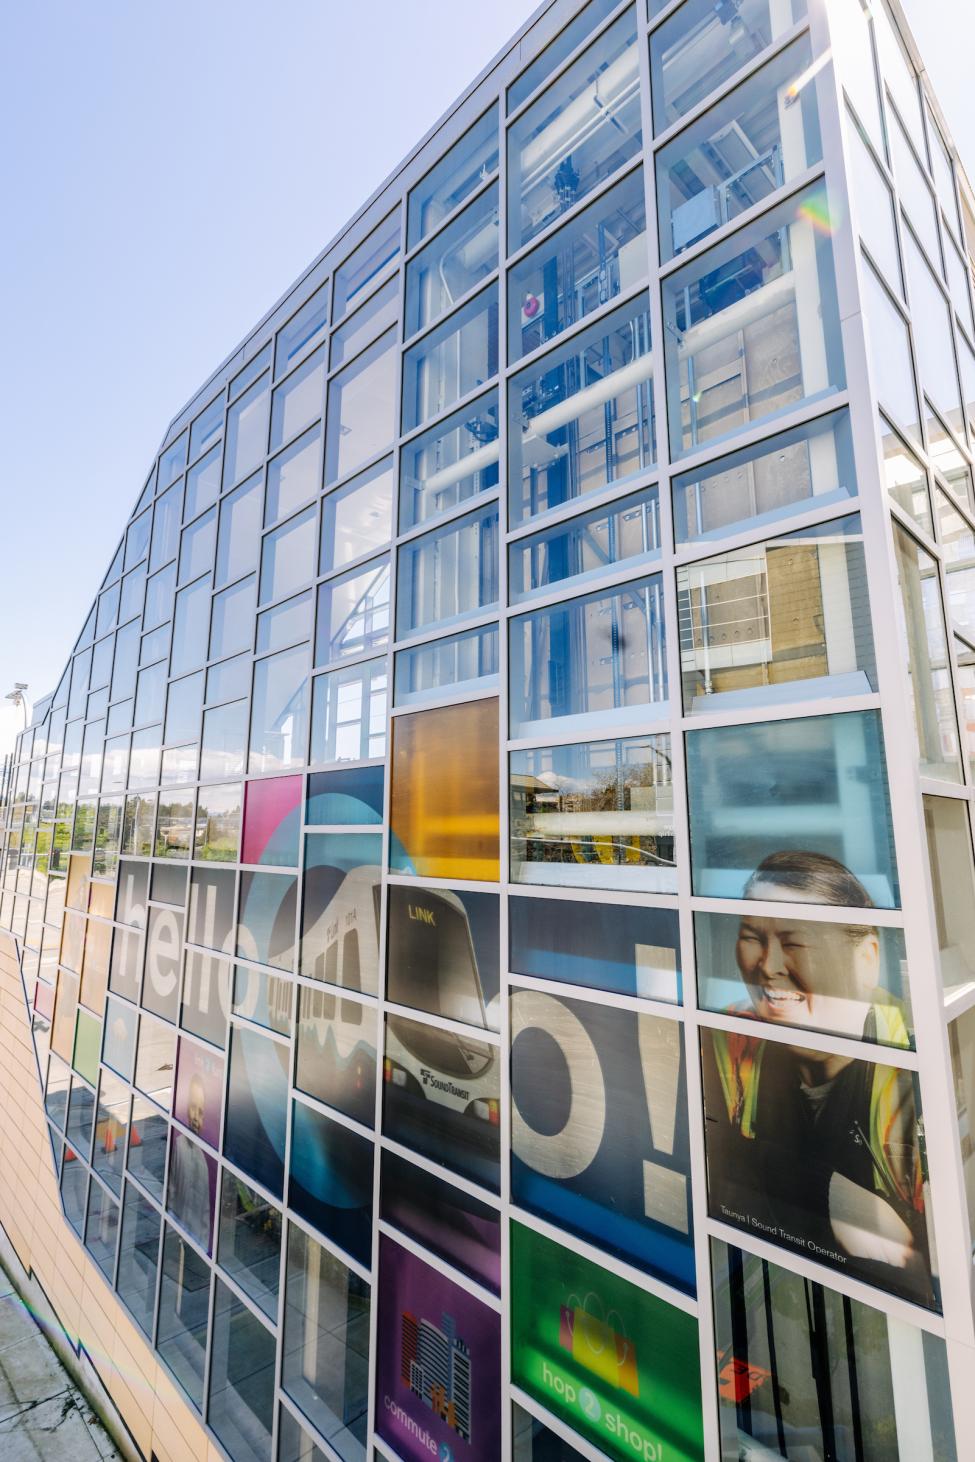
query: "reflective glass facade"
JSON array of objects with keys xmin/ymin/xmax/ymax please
[{"xmin": 4, "ymin": 0, "xmax": 975, "ymax": 1458}]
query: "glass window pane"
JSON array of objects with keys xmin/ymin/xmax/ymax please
[
  {"xmin": 330, "ymin": 278, "xmax": 398, "ymax": 370},
  {"xmin": 382, "ymin": 1012, "xmax": 499, "ymax": 1190},
  {"xmin": 889, "ymin": 111, "xmax": 941, "ymax": 268},
  {"xmin": 231, "ymin": 965, "xmax": 295, "ymax": 1035},
  {"xmin": 231, "ymin": 343, "xmax": 272, "ymax": 399},
  {"xmin": 687, "ymin": 710, "xmax": 900, "ymax": 904},
  {"xmin": 310, "ymin": 658, "xmax": 388, "ymax": 764},
  {"xmin": 833, "ymin": 0, "xmax": 884, "ymax": 153},
  {"xmin": 509, "ymin": 893, "xmax": 681, "ymax": 1000},
  {"xmin": 295, "ymin": 983, "xmax": 376, "ymax": 1127},
  {"xmin": 863, "ymin": 258, "xmax": 921, "ymax": 442},
  {"xmin": 170, "ymin": 575, "xmax": 211, "ymax": 677},
  {"xmin": 181, "ymin": 951, "xmax": 232, "ymax": 1049},
  {"xmin": 509, "ymin": 168, "xmax": 646, "ymax": 362},
  {"xmin": 703, "ymin": 1034, "xmax": 936, "ymax": 1306},
  {"xmin": 509, "ymin": 293, "xmax": 654, "ymax": 524},
  {"xmin": 127, "ymin": 1094, "xmax": 169, "ymax": 1199},
  {"xmin": 396, "ymin": 502, "xmax": 499, "ymax": 637},
  {"xmin": 223, "ymin": 1025, "xmax": 289, "ymax": 1199},
  {"xmin": 945, "ymin": 233, "xmax": 975, "ymax": 343},
  {"xmin": 241, "ymin": 773, "xmax": 302, "ymax": 867},
  {"xmin": 116, "ymin": 1182, "xmax": 160, "ymax": 1335},
  {"xmin": 399, "ymin": 390, "xmax": 499, "ymax": 530},
  {"xmin": 195, "ymin": 781, "xmax": 241, "ymax": 861},
  {"xmin": 332, "ymin": 208, "xmax": 400, "ymax": 319},
  {"xmin": 678, "ymin": 513, "xmax": 876, "ymax": 712},
  {"xmin": 712, "ymin": 1239, "xmax": 955, "ymax": 1455},
  {"xmin": 224, "ymin": 373, "xmax": 270, "ymax": 488},
  {"xmin": 207, "ymin": 1280, "xmax": 275, "ymax": 1462},
  {"xmin": 260, "ymin": 505, "xmax": 317, "ymax": 605},
  {"xmin": 510, "ymin": 733, "xmax": 675, "ymax": 892},
  {"xmin": 405, "ymin": 184, "xmax": 499, "ymax": 339},
  {"xmin": 511, "ymin": 485, "xmax": 660, "ymax": 600},
  {"xmin": 210, "ymin": 573, "xmax": 257, "ymax": 660},
  {"xmin": 672, "ymin": 406, "xmax": 847, "ymax": 543},
  {"xmin": 289, "ymin": 1099, "xmax": 373, "ymax": 1265},
  {"xmin": 904, "ymin": 229, "xmax": 962, "ymax": 432},
  {"xmin": 207, "ymin": 651, "xmax": 252, "ymax": 705},
  {"xmin": 657, "ymin": 35, "xmax": 823, "ymax": 262},
  {"xmin": 379, "ymin": 1147, "xmax": 501, "ymax": 1295},
  {"xmin": 201, "ymin": 699, "xmax": 248, "ymax": 781},
  {"xmin": 650, "ymin": 0, "xmax": 806, "ymax": 132},
  {"xmin": 84, "ymin": 1181, "xmax": 119, "ymax": 1280},
  {"xmin": 150, "ymin": 482, "xmax": 182, "ymax": 572},
  {"xmin": 270, "ymin": 346, "xmax": 325, "ymax": 452},
  {"xmin": 385, "ymin": 881, "xmax": 498, "ymax": 1032},
  {"xmin": 373, "ymin": 1235, "xmax": 503, "ymax": 1454},
  {"xmin": 511, "ymin": 574, "xmax": 666, "ymax": 736},
  {"xmin": 275, "ymin": 281, "xmax": 328, "ymax": 376},
  {"xmin": 184, "ymin": 442, "xmax": 222, "ymax": 524},
  {"xmin": 158, "ymin": 433, "xmax": 188, "ymax": 491},
  {"xmin": 696, "ymin": 907, "xmax": 913, "ymax": 1046},
  {"xmin": 256, "ymin": 590, "xmax": 313, "ymax": 655},
  {"xmin": 157, "ymin": 1226, "xmax": 210, "ymax": 1407},
  {"xmin": 390, "ymin": 700, "xmax": 500, "ymax": 880},
  {"xmin": 189, "ymin": 393, "xmax": 223, "ymax": 461},
  {"xmin": 849, "ymin": 115, "xmax": 902, "ymax": 295},
  {"xmin": 924, "ymin": 793, "xmax": 975, "ymax": 999},
  {"xmin": 216, "ymin": 471, "xmax": 264, "ymax": 588},
  {"xmin": 168, "ymin": 1122, "xmax": 217, "ymax": 1251},
  {"xmin": 508, "ymin": 0, "xmax": 618, "ymax": 112},
  {"xmin": 408, "ymin": 104, "xmax": 498, "ymax": 247},
  {"xmin": 164, "ymin": 671, "xmax": 204, "ymax": 747},
  {"xmin": 511, "ymin": 994, "xmax": 693, "ymax": 1286},
  {"xmin": 300, "ymin": 831, "xmax": 382, "ymax": 993},
  {"xmin": 401, "ymin": 285, "xmax": 498, "ymax": 433},
  {"xmin": 248, "ymin": 645, "xmax": 309, "ymax": 775},
  {"xmin": 178, "ymin": 508, "xmax": 215, "ymax": 585},
  {"xmin": 324, "ymin": 329, "xmax": 397, "ymax": 485},
  {"xmin": 881, "ymin": 415, "xmax": 932, "ymax": 533},
  {"xmin": 236, "ymin": 870, "xmax": 297, "ymax": 972},
  {"xmin": 663, "ymin": 183, "xmax": 845, "ymax": 460},
  {"xmin": 893, "ymin": 522, "xmax": 962, "ymax": 779},
  {"xmin": 143, "ymin": 562, "xmax": 175, "ymax": 633},
  {"xmin": 281, "ymin": 1225, "xmax": 370, "ymax": 1462},
  {"xmin": 265, "ymin": 425, "xmax": 320, "ymax": 526},
  {"xmin": 508, "ymin": 9, "xmax": 641, "ymax": 252},
  {"xmin": 315, "ymin": 558, "xmax": 390, "ymax": 666},
  {"xmin": 320, "ymin": 458, "xmax": 394, "ymax": 574},
  {"xmin": 394, "ymin": 622, "xmax": 499, "ymax": 705}
]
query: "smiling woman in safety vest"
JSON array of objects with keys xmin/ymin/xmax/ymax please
[{"xmin": 702, "ymin": 851, "xmax": 935, "ymax": 1309}]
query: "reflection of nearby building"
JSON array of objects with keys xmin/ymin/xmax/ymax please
[{"xmin": 401, "ymin": 1308, "xmax": 472, "ymax": 1441}]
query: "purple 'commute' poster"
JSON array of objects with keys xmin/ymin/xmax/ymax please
[{"xmin": 375, "ymin": 1235, "xmax": 501, "ymax": 1462}]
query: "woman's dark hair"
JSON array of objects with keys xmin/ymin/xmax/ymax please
[{"xmin": 743, "ymin": 850, "xmax": 875, "ymax": 909}]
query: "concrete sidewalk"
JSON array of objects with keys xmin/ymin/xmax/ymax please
[{"xmin": 0, "ymin": 1268, "xmax": 120, "ymax": 1461}]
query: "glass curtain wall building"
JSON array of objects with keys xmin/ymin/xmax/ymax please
[{"xmin": 3, "ymin": 0, "xmax": 975, "ymax": 1456}]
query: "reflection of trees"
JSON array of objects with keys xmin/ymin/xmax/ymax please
[{"xmin": 515, "ymin": 744, "xmax": 675, "ymax": 869}]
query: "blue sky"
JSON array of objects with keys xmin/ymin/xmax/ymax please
[{"xmin": 0, "ymin": 0, "xmax": 967, "ymax": 753}]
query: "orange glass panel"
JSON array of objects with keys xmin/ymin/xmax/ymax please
[
  {"xmin": 65, "ymin": 853, "xmax": 92, "ymax": 912},
  {"xmin": 50, "ymin": 971, "xmax": 80, "ymax": 1062},
  {"xmin": 80, "ymin": 918, "xmax": 111, "ymax": 1016},
  {"xmin": 87, "ymin": 880, "xmax": 114, "ymax": 918},
  {"xmin": 390, "ymin": 699, "xmax": 500, "ymax": 881},
  {"xmin": 60, "ymin": 909, "xmax": 86, "ymax": 974}
]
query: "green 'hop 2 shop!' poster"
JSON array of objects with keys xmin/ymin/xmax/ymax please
[{"xmin": 510, "ymin": 1224, "xmax": 703, "ymax": 1462}]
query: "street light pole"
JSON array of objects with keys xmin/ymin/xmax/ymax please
[{"xmin": 4, "ymin": 684, "xmax": 30, "ymax": 731}]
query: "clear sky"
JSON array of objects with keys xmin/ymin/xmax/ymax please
[{"xmin": 0, "ymin": 0, "xmax": 968, "ymax": 755}]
